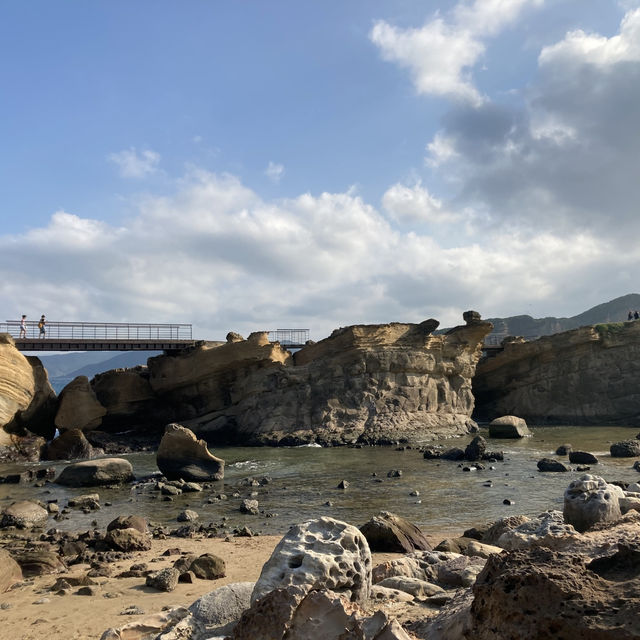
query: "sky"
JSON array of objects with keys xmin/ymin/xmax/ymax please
[{"xmin": 1, "ymin": 0, "xmax": 639, "ymax": 341}]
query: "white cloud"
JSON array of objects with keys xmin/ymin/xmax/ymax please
[
  {"xmin": 370, "ymin": 0, "xmax": 544, "ymax": 103},
  {"xmin": 265, "ymin": 161, "xmax": 285, "ymax": 183},
  {"xmin": 108, "ymin": 147, "xmax": 161, "ymax": 178},
  {"xmin": 0, "ymin": 166, "xmax": 631, "ymax": 339}
]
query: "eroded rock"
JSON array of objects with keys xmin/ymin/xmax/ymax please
[{"xmin": 56, "ymin": 457, "xmax": 134, "ymax": 487}]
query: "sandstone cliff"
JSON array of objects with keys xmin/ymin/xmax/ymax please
[
  {"xmin": 59, "ymin": 316, "xmax": 492, "ymax": 446},
  {"xmin": 0, "ymin": 334, "xmax": 56, "ymax": 442},
  {"xmin": 473, "ymin": 321, "xmax": 640, "ymax": 425}
]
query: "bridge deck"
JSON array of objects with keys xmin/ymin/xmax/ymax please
[{"xmin": 2, "ymin": 321, "xmax": 311, "ymax": 352}]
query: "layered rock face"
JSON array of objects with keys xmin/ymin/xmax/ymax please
[
  {"xmin": 0, "ymin": 334, "xmax": 56, "ymax": 442},
  {"xmin": 474, "ymin": 321, "xmax": 640, "ymax": 425},
  {"xmin": 71, "ymin": 317, "xmax": 491, "ymax": 445}
]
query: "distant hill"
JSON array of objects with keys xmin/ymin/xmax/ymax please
[{"xmin": 485, "ymin": 293, "xmax": 640, "ymax": 339}]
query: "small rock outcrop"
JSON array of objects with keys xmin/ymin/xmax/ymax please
[
  {"xmin": 55, "ymin": 457, "xmax": 134, "ymax": 487},
  {"xmin": 156, "ymin": 423, "xmax": 224, "ymax": 481},
  {"xmin": 359, "ymin": 511, "xmax": 432, "ymax": 553},
  {"xmin": 537, "ymin": 458, "xmax": 570, "ymax": 472},
  {"xmin": 251, "ymin": 517, "xmax": 372, "ymax": 605},
  {"xmin": 563, "ymin": 474, "xmax": 623, "ymax": 532}
]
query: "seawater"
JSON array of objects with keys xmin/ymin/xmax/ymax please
[{"xmin": 1, "ymin": 426, "xmax": 639, "ymax": 538}]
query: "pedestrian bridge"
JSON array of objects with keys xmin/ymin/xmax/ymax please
[{"xmin": 1, "ymin": 321, "xmax": 310, "ymax": 352}]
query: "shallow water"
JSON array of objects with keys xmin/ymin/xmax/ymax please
[{"xmin": 1, "ymin": 426, "xmax": 639, "ymax": 538}]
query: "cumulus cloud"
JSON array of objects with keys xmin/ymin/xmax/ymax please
[
  {"xmin": 108, "ymin": 147, "xmax": 161, "ymax": 178},
  {"xmin": 265, "ymin": 161, "xmax": 285, "ymax": 183},
  {"xmin": 0, "ymin": 166, "xmax": 632, "ymax": 340},
  {"xmin": 383, "ymin": 181, "xmax": 464, "ymax": 225},
  {"xmin": 415, "ymin": 7, "xmax": 640, "ymax": 244},
  {"xmin": 370, "ymin": 0, "xmax": 544, "ymax": 103}
]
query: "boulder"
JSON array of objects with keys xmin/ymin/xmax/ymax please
[
  {"xmin": 568, "ymin": 450, "xmax": 599, "ymax": 464},
  {"xmin": 556, "ymin": 443, "xmax": 572, "ymax": 455},
  {"xmin": 0, "ymin": 500, "xmax": 48, "ymax": 528},
  {"xmin": 563, "ymin": 474, "xmax": 623, "ymax": 533},
  {"xmin": 189, "ymin": 553, "xmax": 226, "ymax": 580},
  {"xmin": 54, "ymin": 375, "xmax": 106, "ymax": 431},
  {"xmin": 0, "ymin": 549, "xmax": 22, "ymax": 592},
  {"xmin": 234, "ymin": 587, "xmax": 413, "ymax": 640},
  {"xmin": 0, "ymin": 335, "xmax": 35, "ymax": 431},
  {"xmin": 240, "ymin": 499, "xmax": 259, "ymax": 515},
  {"xmin": 156, "ymin": 423, "xmax": 224, "ymax": 481},
  {"xmin": 610, "ymin": 440, "xmax": 640, "ymax": 457},
  {"xmin": 496, "ymin": 510, "xmax": 581, "ymax": 551},
  {"xmin": 469, "ymin": 546, "xmax": 640, "ymax": 639},
  {"xmin": 55, "ymin": 457, "xmax": 134, "ymax": 486},
  {"xmin": 376, "ymin": 576, "xmax": 444, "ymax": 598},
  {"xmin": 146, "ymin": 567, "xmax": 180, "ymax": 592},
  {"xmin": 188, "ymin": 582, "xmax": 254, "ymax": 636},
  {"xmin": 43, "ymin": 428, "xmax": 101, "ymax": 461},
  {"xmin": 251, "ymin": 517, "xmax": 372, "ymax": 605},
  {"xmin": 105, "ymin": 527, "xmax": 152, "ymax": 551},
  {"xmin": 488, "ymin": 416, "xmax": 530, "ymax": 438},
  {"xmin": 464, "ymin": 435, "xmax": 486, "ymax": 461},
  {"xmin": 106, "ymin": 515, "xmax": 148, "ymax": 533},
  {"xmin": 537, "ymin": 457, "xmax": 571, "ymax": 472},
  {"xmin": 359, "ymin": 511, "xmax": 432, "ymax": 553},
  {"xmin": 482, "ymin": 515, "xmax": 531, "ymax": 545}
]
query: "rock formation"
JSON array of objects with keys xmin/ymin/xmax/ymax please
[
  {"xmin": 156, "ymin": 423, "xmax": 224, "ymax": 481},
  {"xmin": 0, "ymin": 334, "xmax": 56, "ymax": 442},
  {"xmin": 474, "ymin": 321, "xmax": 640, "ymax": 425},
  {"xmin": 57, "ymin": 314, "xmax": 492, "ymax": 446}
]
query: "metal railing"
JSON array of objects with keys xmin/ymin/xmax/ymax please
[
  {"xmin": 267, "ymin": 329, "xmax": 310, "ymax": 345},
  {"xmin": 2, "ymin": 320, "xmax": 192, "ymax": 341}
]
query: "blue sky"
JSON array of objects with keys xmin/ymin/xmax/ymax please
[{"xmin": 1, "ymin": 1, "xmax": 639, "ymax": 339}]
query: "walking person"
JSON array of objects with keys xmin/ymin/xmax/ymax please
[
  {"xmin": 19, "ymin": 314, "xmax": 27, "ymax": 338},
  {"xmin": 38, "ymin": 314, "xmax": 46, "ymax": 338}
]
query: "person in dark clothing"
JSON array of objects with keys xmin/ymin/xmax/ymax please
[
  {"xmin": 634, "ymin": 311, "xmax": 639, "ymax": 321},
  {"xmin": 629, "ymin": 310, "xmax": 634, "ymax": 321}
]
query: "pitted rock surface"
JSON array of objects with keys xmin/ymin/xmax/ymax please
[
  {"xmin": 564, "ymin": 474, "xmax": 623, "ymax": 533},
  {"xmin": 251, "ymin": 516, "xmax": 372, "ymax": 605},
  {"xmin": 469, "ymin": 546, "xmax": 640, "ymax": 639},
  {"xmin": 497, "ymin": 510, "xmax": 582, "ymax": 551}
]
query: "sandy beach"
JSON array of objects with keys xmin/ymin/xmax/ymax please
[{"xmin": 0, "ymin": 531, "xmax": 449, "ymax": 640}]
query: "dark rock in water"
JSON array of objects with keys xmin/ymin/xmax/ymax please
[
  {"xmin": 156, "ymin": 423, "xmax": 224, "ymax": 482},
  {"xmin": 240, "ymin": 499, "xmax": 259, "ymax": 515},
  {"xmin": 633, "ymin": 461, "xmax": 640, "ymax": 472},
  {"xmin": 177, "ymin": 509, "xmax": 199, "ymax": 522},
  {"xmin": 470, "ymin": 546, "xmax": 640, "ymax": 639},
  {"xmin": 569, "ymin": 451, "xmax": 599, "ymax": 464},
  {"xmin": 610, "ymin": 440, "xmax": 640, "ymax": 458},
  {"xmin": 337, "ymin": 480, "xmax": 349, "ymax": 489},
  {"xmin": 56, "ymin": 458, "xmax": 134, "ymax": 487},
  {"xmin": 43, "ymin": 429, "xmax": 102, "ymax": 461},
  {"xmin": 423, "ymin": 447, "xmax": 442, "ymax": 459},
  {"xmin": 464, "ymin": 435, "xmax": 486, "ymax": 461},
  {"xmin": 360, "ymin": 511, "xmax": 432, "ymax": 553},
  {"xmin": 482, "ymin": 451, "xmax": 504, "ymax": 461},
  {"xmin": 556, "ymin": 444, "xmax": 572, "ymax": 456},
  {"xmin": 146, "ymin": 567, "xmax": 180, "ymax": 592},
  {"xmin": 441, "ymin": 447, "xmax": 466, "ymax": 461},
  {"xmin": 387, "ymin": 469, "xmax": 402, "ymax": 478},
  {"xmin": 537, "ymin": 458, "xmax": 570, "ymax": 472},
  {"xmin": 488, "ymin": 416, "xmax": 530, "ymax": 438},
  {"xmin": 189, "ymin": 553, "xmax": 226, "ymax": 580}
]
